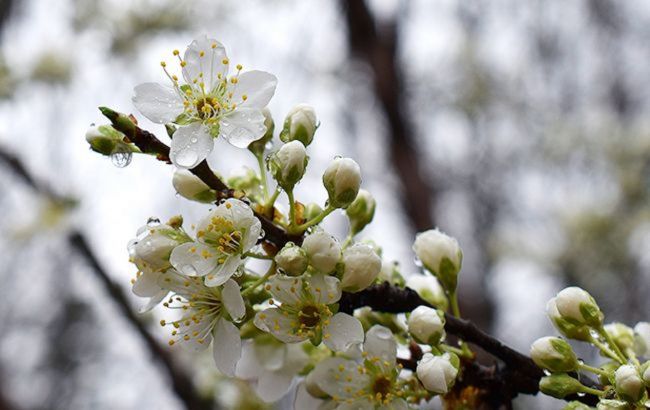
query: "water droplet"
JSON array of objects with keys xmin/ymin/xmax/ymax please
[
  {"xmin": 127, "ymin": 239, "xmax": 138, "ymax": 255},
  {"xmin": 265, "ymin": 141, "xmax": 273, "ymax": 150},
  {"xmin": 181, "ymin": 264, "xmax": 197, "ymax": 276},
  {"xmin": 228, "ymin": 127, "xmax": 253, "ymax": 147},
  {"xmin": 147, "ymin": 217, "xmax": 161, "ymax": 227},
  {"xmin": 190, "ymin": 137, "xmax": 198, "ymax": 143},
  {"xmin": 173, "ymin": 149, "xmax": 199, "ymax": 168},
  {"xmin": 414, "ymin": 257, "xmax": 423, "ymax": 268},
  {"xmin": 333, "ymin": 155, "xmax": 342, "ymax": 160},
  {"xmin": 258, "ymin": 229, "xmax": 266, "ymax": 239},
  {"xmin": 111, "ymin": 149, "xmax": 132, "ymax": 168}
]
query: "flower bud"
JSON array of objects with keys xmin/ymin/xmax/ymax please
[
  {"xmin": 634, "ymin": 322, "xmax": 650, "ymax": 358},
  {"xmin": 345, "ymin": 189, "xmax": 376, "ymax": 235},
  {"xmin": 596, "ymin": 399, "xmax": 632, "ymax": 410},
  {"xmin": 406, "ymin": 274, "xmax": 448, "ymax": 310},
  {"xmin": 554, "ymin": 287, "xmax": 603, "ymax": 328},
  {"xmin": 85, "ymin": 125, "xmax": 119, "ymax": 155},
  {"xmin": 302, "ymin": 231, "xmax": 341, "ymax": 274},
  {"xmin": 322, "ymin": 157, "xmax": 361, "ymax": 209},
  {"xmin": 412, "ymin": 229, "xmax": 462, "ymax": 293},
  {"xmin": 546, "ymin": 297, "xmax": 591, "ymax": 341},
  {"xmin": 563, "ymin": 401, "xmax": 593, "ymax": 410},
  {"xmin": 279, "ymin": 104, "xmax": 317, "ymax": 146},
  {"xmin": 269, "ymin": 141, "xmax": 308, "ymax": 190},
  {"xmin": 302, "ymin": 202, "xmax": 323, "ymax": 222},
  {"xmin": 340, "ymin": 244, "xmax": 381, "ymax": 292},
  {"xmin": 129, "ymin": 223, "xmax": 186, "ymax": 272},
  {"xmin": 530, "ymin": 336, "xmax": 579, "ymax": 373},
  {"xmin": 641, "ymin": 361, "xmax": 650, "ymax": 387},
  {"xmin": 615, "ymin": 365, "xmax": 644, "ymax": 402},
  {"xmin": 173, "ymin": 169, "xmax": 216, "ymax": 203},
  {"xmin": 248, "ymin": 108, "xmax": 274, "ymax": 155},
  {"xmin": 227, "ymin": 167, "xmax": 262, "ymax": 199},
  {"xmin": 408, "ymin": 306, "xmax": 446, "ymax": 345},
  {"xmin": 416, "ymin": 352, "xmax": 459, "ymax": 394},
  {"xmin": 605, "ymin": 323, "xmax": 635, "ymax": 355},
  {"xmin": 378, "ymin": 260, "xmax": 405, "ymax": 287},
  {"xmin": 275, "ymin": 243, "xmax": 308, "ymax": 276},
  {"xmin": 538, "ymin": 374, "xmax": 584, "ymax": 399}
]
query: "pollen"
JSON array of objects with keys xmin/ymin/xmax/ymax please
[
  {"xmin": 222, "ymin": 58, "xmax": 229, "ymax": 65},
  {"xmin": 160, "ymin": 61, "xmax": 167, "ymax": 67},
  {"xmin": 236, "ymin": 64, "xmax": 243, "ymax": 71},
  {"xmin": 173, "ymin": 49, "xmax": 180, "ymax": 56},
  {"xmin": 199, "ymin": 51, "xmax": 205, "ymax": 57}
]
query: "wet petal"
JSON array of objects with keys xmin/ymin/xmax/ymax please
[
  {"xmin": 308, "ymin": 274, "xmax": 342, "ymax": 305},
  {"xmin": 256, "ymin": 368, "xmax": 294, "ymax": 403},
  {"xmin": 254, "ymin": 341, "xmax": 287, "ymax": 371},
  {"xmin": 267, "ymin": 274, "xmax": 303, "ymax": 305},
  {"xmin": 132, "ymin": 271, "xmax": 163, "ymax": 297},
  {"xmin": 213, "ymin": 318, "xmax": 241, "ymax": 377},
  {"xmin": 222, "ymin": 279, "xmax": 245, "ymax": 321},
  {"xmin": 138, "ymin": 289, "xmax": 168, "ymax": 313},
  {"xmin": 313, "ymin": 357, "xmax": 370, "ymax": 400},
  {"xmin": 169, "ymin": 124, "xmax": 214, "ymax": 169},
  {"xmin": 170, "ymin": 242, "xmax": 219, "ymax": 277},
  {"xmin": 219, "ymin": 107, "xmax": 266, "ymax": 148},
  {"xmin": 231, "ymin": 70, "xmax": 277, "ymax": 109},
  {"xmin": 182, "ymin": 35, "xmax": 228, "ymax": 90},
  {"xmin": 132, "ymin": 82, "xmax": 184, "ymax": 124},
  {"xmin": 323, "ymin": 313, "xmax": 364, "ymax": 352},
  {"xmin": 364, "ymin": 325, "xmax": 396, "ymax": 365},
  {"xmin": 235, "ymin": 341, "xmax": 261, "ymax": 379},
  {"xmin": 254, "ymin": 308, "xmax": 305, "ymax": 343},
  {"xmin": 294, "ymin": 383, "xmax": 325, "ymax": 410},
  {"xmin": 204, "ymin": 256, "xmax": 242, "ymax": 287}
]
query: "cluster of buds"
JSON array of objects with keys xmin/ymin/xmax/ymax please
[{"xmin": 533, "ymin": 287, "xmax": 650, "ymax": 408}]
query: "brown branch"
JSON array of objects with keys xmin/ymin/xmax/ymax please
[
  {"xmin": 96, "ymin": 111, "xmax": 599, "ymax": 405},
  {"xmin": 341, "ymin": 0, "xmax": 435, "ymax": 232},
  {"xmin": 0, "ymin": 146, "xmax": 215, "ymax": 410}
]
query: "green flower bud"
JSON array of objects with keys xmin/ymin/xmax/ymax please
[
  {"xmin": 269, "ymin": 141, "xmax": 308, "ymax": 190},
  {"xmin": 302, "ymin": 202, "xmax": 323, "ymax": 222},
  {"xmin": 345, "ymin": 189, "xmax": 376, "ymax": 235},
  {"xmin": 605, "ymin": 323, "xmax": 635, "ymax": 355},
  {"xmin": 248, "ymin": 108, "xmax": 274, "ymax": 155},
  {"xmin": 412, "ymin": 229, "xmax": 462, "ymax": 293},
  {"xmin": 554, "ymin": 287, "xmax": 603, "ymax": 328},
  {"xmin": 546, "ymin": 297, "xmax": 592, "ymax": 341},
  {"xmin": 408, "ymin": 306, "xmax": 446, "ymax": 345},
  {"xmin": 322, "ymin": 157, "xmax": 361, "ymax": 209},
  {"xmin": 539, "ymin": 374, "xmax": 584, "ymax": 399},
  {"xmin": 173, "ymin": 169, "xmax": 216, "ymax": 203},
  {"xmin": 85, "ymin": 125, "xmax": 121, "ymax": 155},
  {"xmin": 275, "ymin": 243, "xmax": 308, "ymax": 276},
  {"xmin": 563, "ymin": 401, "xmax": 594, "ymax": 410},
  {"xmin": 279, "ymin": 104, "xmax": 317, "ymax": 146},
  {"xmin": 227, "ymin": 167, "xmax": 262, "ymax": 198},
  {"xmin": 614, "ymin": 365, "xmax": 644, "ymax": 403},
  {"xmin": 530, "ymin": 336, "xmax": 579, "ymax": 373},
  {"xmin": 641, "ymin": 361, "xmax": 650, "ymax": 388},
  {"xmin": 596, "ymin": 399, "xmax": 632, "ymax": 410},
  {"xmin": 599, "ymin": 361, "xmax": 620, "ymax": 385}
]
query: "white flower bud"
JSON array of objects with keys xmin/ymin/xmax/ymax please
[
  {"xmin": 634, "ymin": 322, "xmax": 650, "ymax": 358},
  {"xmin": 605, "ymin": 323, "xmax": 635, "ymax": 354},
  {"xmin": 345, "ymin": 189, "xmax": 376, "ymax": 235},
  {"xmin": 530, "ymin": 336, "xmax": 578, "ymax": 373},
  {"xmin": 269, "ymin": 141, "xmax": 308, "ymax": 190},
  {"xmin": 564, "ymin": 401, "xmax": 593, "ymax": 410},
  {"xmin": 275, "ymin": 243, "xmax": 308, "ymax": 276},
  {"xmin": 597, "ymin": 399, "xmax": 632, "ymax": 410},
  {"xmin": 614, "ymin": 365, "xmax": 644, "ymax": 402},
  {"xmin": 412, "ymin": 229, "xmax": 462, "ymax": 293},
  {"xmin": 546, "ymin": 297, "xmax": 591, "ymax": 341},
  {"xmin": 406, "ymin": 274, "xmax": 448, "ymax": 310},
  {"xmin": 416, "ymin": 352, "xmax": 459, "ymax": 394},
  {"xmin": 302, "ymin": 231, "xmax": 341, "ymax": 274},
  {"xmin": 172, "ymin": 169, "xmax": 216, "ymax": 203},
  {"xmin": 408, "ymin": 306, "xmax": 446, "ymax": 345},
  {"xmin": 280, "ymin": 104, "xmax": 317, "ymax": 146},
  {"xmin": 642, "ymin": 361, "xmax": 650, "ymax": 387},
  {"xmin": 85, "ymin": 124, "xmax": 123, "ymax": 155},
  {"xmin": 539, "ymin": 374, "xmax": 584, "ymax": 399},
  {"xmin": 322, "ymin": 157, "xmax": 361, "ymax": 209},
  {"xmin": 554, "ymin": 287, "xmax": 603, "ymax": 328},
  {"xmin": 129, "ymin": 224, "xmax": 186, "ymax": 272},
  {"xmin": 340, "ymin": 244, "xmax": 381, "ymax": 292}
]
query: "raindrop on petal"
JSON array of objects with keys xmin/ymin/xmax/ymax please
[{"xmin": 174, "ymin": 149, "xmax": 200, "ymax": 168}]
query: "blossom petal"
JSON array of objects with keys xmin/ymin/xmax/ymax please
[
  {"xmin": 169, "ymin": 124, "xmax": 214, "ymax": 169},
  {"xmin": 182, "ymin": 35, "xmax": 228, "ymax": 90},
  {"xmin": 132, "ymin": 271, "xmax": 163, "ymax": 297},
  {"xmin": 294, "ymin": 383, "xmax": 325, "ymax": 410},
  {"xmin": 323, "ymin": 313, "xmax": 364, "ymax": 352},
  {"xmin": 313, "ymin": 357, "xmax": 370, "ymax": 400},
  {"xmin": 235, "ymin": 341, "xmax": 261, "ymax": 379},
  {"xmin": 170, "ymin": 242, "xmax": 219, "ymax": 277},
  {"xmin": 231, "ymin": 70, "xmax": 277, "ymax": 109},
  {"xmin": 138, "ymin": 289, "xmax": 168, "ymax": 313},
  {"xmin": 254, "ymin": 341, "xmax": 287, "ymax": 371},
  {"xmin": 132, "ymin": 82, "xmax": 184, "ymax": 124},
  {"xmin": 219, "ymin": 107, "xmax": 266, "ymax": 148},
  {"xmin": 337, "ymin": 402, "xmax": 373, "ymax": 410},
  {"xmin": 256, "ymin": 369, "xmax": 294, "ymax": 403},
  {"xmin": 204, "ymin": 256, "xmax": 242, "ymax": 287},
  {"xmin": 254, "ymin": 308, "xmax": 305, "ymax": 343},
  {"xmin": 267, "ymin": 274, "xmax": 303, "ymax": 305},
  {"xmin": 222, "ymin": 279, "xmax": 245, "ymax": 321},
  {"xmin": 213, "ymin": 318, "xmax": 241, "ymax": 377},
  {"xmin": 308, "ymin": 274, "xmax": 342, "ymax": 305},
  {"xmin": 364, "ymin": 325, "xmax": 396, "ymax": 365}
]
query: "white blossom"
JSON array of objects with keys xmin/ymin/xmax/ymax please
[
  {"xmin": 340, "ymin": 244, "xmax": 382, "ymax": 292},
  {"xmin": 302, "ymin": 231, "xmax": 341, "ymax": 274},
  {"xmin": 408, "ymin": 306, "xmax": 446, "ymax": 345},
  {"xmin": 614, "ymin": 364, "xmax": 644, "ymax": 402},
  {"xmin": 416, "ymin": 352, "xmax": 459, "ymax": 394},
  {"xmin": 554, "ymin": 287, "xmax": 603, "ymax": 328},
  {"xmin": 170, "ymin": 199, "xmax": 261, "ymax": 286},
  {"xmin": 132, "ymin": 35, "xmax": 277, "ymax": 168},
  {"xmin": 633, "ymin": 322, "xmax": 650, "ymax": 358},
  {"xmin": 322, "ymin": 157, "xmax": 361, "ymax": 209},
  {"xmin": 529, "ymin": 336, "xmax": 578, "ymax": 372},
  {"xmin": 412, "ymin": 228, "xmax": 462, "ymax": 292}
]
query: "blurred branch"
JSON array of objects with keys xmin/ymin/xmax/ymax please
[
  {"xmin": 0, "ymin": 146, "xmax": 216, "ymax": 410},
  {"xmin": 0, "ymin": 369, "xmax": 16, "ymax": 410},
  {"xmin": 340, "ymin": 0, "xmax": 435, "ymax": 231}
]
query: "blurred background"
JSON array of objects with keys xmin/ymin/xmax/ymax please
[{"xmin": 0, "ymin": 0, "xmax": 649, "ymax": 409}]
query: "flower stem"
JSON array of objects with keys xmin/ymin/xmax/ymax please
[
  {"xmin": 598, "ymin": 327, "xmax": 628, "ymax": 364},
  {"xmin": 341, "ymin": 233, "xmax": 353, "ymax": 249},
  {"xmin": 440, "ymin": 344, "xmax": 471, "ymax": 359},
  {"xmin": 448, "ymin": 290, "xmax": 473, "ymax": 357},
  {"xmin": 255, "ymin": 152, "xmax": 269, "ymax": 201},
  {"xmin": 263, "ymin": 187, "xmax": 281, "ymax": 217},
  {"xmin": 578, "ymin": 362, "xmax": 609, "ymax": 377},
  {"xmin": 241, "ymin": 262, "xmax": 276, "ymax": 296},
  {"xmin": 289, "ymin": 205, "xmax": 335, "ymax": 234},
  {"xmin": 578, "ymin": 385, "xmax": 605, "ymax": 398},
  {"xmin": 589, "ymin": 335, "xmax": 624, "ymax": 364},
  {"xmin": 287, "ymin": 189, "xmax": 297, "ymax": 229}
]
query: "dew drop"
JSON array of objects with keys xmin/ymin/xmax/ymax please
[
  {"xmin": 190, "ymin": 137, "xmax": 198, "ymax": 143},
  {"xmin": 414, "ymin": 257, "xmax": 423, "ymax": 268},
  {"xmin": 265, "ymin": 141, "xmax": 273, "ymax": 150},
  {"xmin": 173, "ymin": 149, "xmax": 199, "ymax": 168},
  {"xmin": 258, "ymin": 229, "xmax": 266, "ymax": 239},
  {"xmin": 227, "ymin": 127, "xmax": 254, "ymax": 147},
  {"xmin": 147, "ymin": 217, "xmax": 161, "ymax": 227},
  {"xmin": 181, "ymin": 264, "xmax": 198, "ymax": 276},
  {"xmin": 111, "ymin": 149, "xmax": 132, "ymax": 168}
]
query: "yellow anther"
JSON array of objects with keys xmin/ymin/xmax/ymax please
[
  {"xmin": 211, "ymin": 43, "xmax": 217, "ymax": 49},
  {"xmin": 180, "ymin": 61, "xmax": 187, "ymax": 67},
  {"xmin": 168, "ymin": 340, "xmax": 175, "ymax": 346},
  {"xmin": 222, "ymin": 58, "xmax": 229, "ymax": 65},
  {"xmin": 173, "ymin": 49, "xmax": 180, "ymax": 56},
  {"xmin": 242, "ymin": 95, "xmax": 248, "ymax": 101},
  {"xmin": 236, "ymin": 64, "xmax": 242, "ymax": 70},
  {"xmin": 199, "ymin": 51, "xmax": 205, "ymax": 57},
  {"xmin": 160, "ymin": 320, "xmax": 166, "ymax": 326},
  {"xmin": 160, "ymin": 61, "xmax": 167, "ymax": 67}
]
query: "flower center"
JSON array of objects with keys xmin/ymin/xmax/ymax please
[
  {"xmin": 372, "ymin": 376, "xmax": 392, "ymax": 398},
  {"xmin": 298, "ymin": 304, "xmax": 322, "ymax": 328},
  {"xmin": 195, "ymin": 97, "xmax": 223, "ymax": 119},
  {"xmin": 201, "ymin": 216, "xmax": 243, "ymax": 255}
]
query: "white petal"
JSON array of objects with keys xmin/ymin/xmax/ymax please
[
  {"xmin": 132, "ymin": 82, "xmax": 184, "ymax": 124},
  {"xmin": 308, "ymin": 274, "xmax": 342, "ymax": 305},
  {"xmin": 256, "ymin": 369, "xmax": 294, "ymax": 403},
  {"xmin": 254, "ymin": 309, "xmax": 305, "ymax": 343},
  {"xmin": 169, "ymin": 124, "xmax": 214, "ymax": 169},
  {"xmin": 294, "ymin": 383, "xmax": 325, "ymax": 410},
  {"xmin": 170, "ymin": 242, "xmax": 218, "ymax": 277},
  {"xmin": 219, "ymin": 107, "xmax": 266, "ymax": 148},
  {"xmin": 222, "ymin": 279, "xmax": 245, "ymax": 321},
  {"xmin": 235, "ymin": 341, "xmax": 261, "ymax": 379},
  {"xmin": 213, "ymin": 318, "xmax": 241, "ymax": 377},
  {"xmin": 313, "ymin": 357, "xmax": 370, "ymax": 399},
  {"xmin": 364, "ymin": 325, "xmax": 396, "ymax": 364},
  {"xmin": 323, "ymin": 313, "xmax": 364, "ymax": 352},
  {"xmin": 138, "ymin": 289, "xmax": 168, "ymax": 313},
  {"xmin": 182, "ymin": 35, "xmax": 228, "ymax": 90},
  {"xmin": 204, "ymin": 256, "xmax": 242, "ymax": 287},
  {"xmin": 132, "ymin": 271, "xmax": 163, "ymax": 297},
  {"xmin": 337, "ymin": 402, "xmax": 373, "ymax": 410},
  {"xmin": 254, "ymin": 341, "xmax": 287, "ymax": 371},
  {"xmin": 267, "ymin": 274, "xmax": 304, "ymax": 305},
  {"xmin": 231, "ymin": 70, "xmax": 277, "ymax": 109}
]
